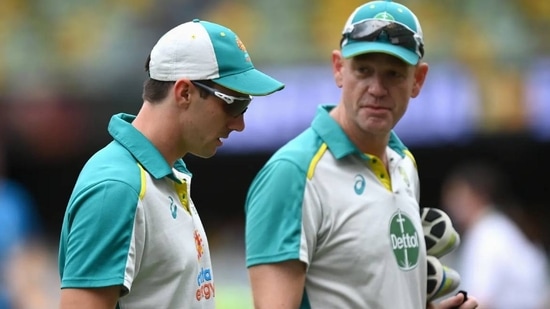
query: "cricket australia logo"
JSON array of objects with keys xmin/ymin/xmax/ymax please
[
  {"xmin": 389, "ymin": 210, "xmax": 420, "ymax": 271},
  {"xmin": 374, "ymin": 12, "xmax": 395, "ymax": 21}
]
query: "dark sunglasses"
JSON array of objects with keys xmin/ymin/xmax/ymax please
[
  {"xmin": 341, "ymin": 19, "xmax": 424, "ymax": 59},
  {"xmin": 191, "ymin": 81, "xmax": 252, "ymax": 117}
]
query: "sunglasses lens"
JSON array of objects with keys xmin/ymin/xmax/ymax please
[
  {"xmin": 193, "ymin": 81, "xmax": 251, "ymax": 117},
  {"xmin": 225, "ymin": 99, "xmax": 251, "ymax": 117},
  {"xmin": 346, "ymin": 20, "xmax": 423, "ymax": 57},
  {"xmin": 352, "ymin": 20, "xmax": 391, "ymax": 40}
]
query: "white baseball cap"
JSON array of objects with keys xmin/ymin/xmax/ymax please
[{"xmin": 149, "ymin": 19, "xmax": 285, "ymax": 96}]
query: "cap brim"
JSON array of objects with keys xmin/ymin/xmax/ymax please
[
  {"xmin": 213, "ymin": 68, "xmax": 285, "ymax": 96},
  {"xmin": 342, "ymin": 41, "xmax": 419, "ymax": 65}
]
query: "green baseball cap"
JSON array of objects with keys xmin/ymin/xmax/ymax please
[
  {"xmin": 149, "ymin": 19, "xmax": 284, "ymax": 96},
  {"xmin": 341, "ymin": 0, "xmax": 424, "ymax": 65}
]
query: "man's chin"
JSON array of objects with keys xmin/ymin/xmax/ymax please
[{"xmin": 190, "ymin": 148, "xmax": 217, "ymax": 159}]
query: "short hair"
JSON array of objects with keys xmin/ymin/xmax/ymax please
[
  {"xmin": 142, "ymin": 54, "xmax": 212, "ymax": 103},
  {"xmin": 142, "ymin": 54, "xmax": 175, "ymax": 103}
]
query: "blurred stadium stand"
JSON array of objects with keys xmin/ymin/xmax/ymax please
[{"xmin": 1, "ymin": 0, "xmax": 549, "ymax": 308}]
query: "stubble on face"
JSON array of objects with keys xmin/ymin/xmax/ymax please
[{"xmin": 349, "ymin": 55, "xmax": 416, "ymax": 135}]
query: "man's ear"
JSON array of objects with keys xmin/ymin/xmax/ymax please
[
  {"xmin": 174, "ymin": 79, "xmax": 192, "ymax": 106},
  {"xmin": 411, "ymin": 62, "xmax": 429, "ymax": 98},
  {"xmin": 332, "ymin": 50, "xmax": 344, "ymax": 88}
]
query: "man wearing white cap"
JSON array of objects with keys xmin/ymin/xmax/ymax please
[
  {"xmin": 58, "ymin": 19, "xmax": 284, "ymax": 309},
  {"xmin": 244, "ymin": 1, "xmax": 478, "ymax": 308}
]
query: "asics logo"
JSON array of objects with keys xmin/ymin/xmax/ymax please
[
  {"xmin": 354, "ymin": 174, "xmax": 366, "ymax": 195},
  {"xmin": 169, "ymin": 196, "xmax": 177, "ymax": 219}
]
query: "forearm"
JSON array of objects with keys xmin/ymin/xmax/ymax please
[
  {"xmin": 59, "ymin": 286, "xmax": 120, "ymax": 309},
  {"xmin": 249, "ymin": 261, "xmax": 307, "ymax": 309}
]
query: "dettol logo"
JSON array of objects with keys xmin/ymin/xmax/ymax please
[{"xmin": 389, "ymin": 210, "xmax": 420, "ymax": 271}]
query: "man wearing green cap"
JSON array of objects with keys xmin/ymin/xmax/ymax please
[
  {"xmin": 58, "ymin": 19, "xmax": 284, "ymax": 308},
  {"xmin": 244, "ymin": 1, "xmax": 478, "ymax": 308}
]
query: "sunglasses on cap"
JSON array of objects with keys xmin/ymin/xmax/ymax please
[
  {"xmin": 191, "ymin": 81, "xmax": 252, "ymax": 117},
  {"xmin": 341, "ymin": 19, "xmax": 424, "ymax": 59}
]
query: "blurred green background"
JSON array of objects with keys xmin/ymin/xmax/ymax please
[{"xmin": 1, "ymin": 0, "xmax": 549, "ymax": 308}]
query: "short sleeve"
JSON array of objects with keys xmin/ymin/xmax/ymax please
[
  {"xmin": 245, "ymin": 159, "xmax": 308, "ymax": 267},
  {"xmin": 59, "ymin": 180, "xmax": 140, "ymax": 289}
]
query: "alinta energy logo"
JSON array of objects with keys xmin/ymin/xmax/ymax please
[
  {"xmin": 195, "ymin": 229, "xmax": 214, "ymax": 301},
  {"xmin": 389, "ymin": 210, "xmax": 420, "ymax": 271},
  {"xmin": 196, "ymin": 266, "xmax": 215, "ymax": 301}
]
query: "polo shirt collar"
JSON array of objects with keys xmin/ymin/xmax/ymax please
[
  {"xmin": 311, "ymin": 105, "xmax": 408, "ymax": 160},
  {"xmin": 108, "ymin": 113, "xmax": 190, "ymax": 180}
]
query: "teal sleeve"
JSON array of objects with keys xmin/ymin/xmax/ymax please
[
  {"xmin": 59, "ymin": 180, "xmax": 139, "ymax": 288},
  {"xmin": 245, "ymin": 159, "xmax": 307, "ymax": 267}
]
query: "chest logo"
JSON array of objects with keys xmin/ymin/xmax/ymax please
[
  {"xmin": 194, "ymin": 230, "xmax": 204, "ymax": 259},
  {"xmin": 389, "ymin": 210, "xmax": 420, "ymax": 271},
  {"xmin": 398, "ymin": 166, "xmax": 410, "ymax": 187},
  {"xmin": 354, "ymin": 174, "xmax": 366, "ymax": 195},
  {"xmin": 169, "ymin": 196, "xmax": 177, "ymax": 218}
]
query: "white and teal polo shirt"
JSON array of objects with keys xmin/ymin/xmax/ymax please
[
  {"xmin": 245, "ymin": 105, "xmax": 427, "ymax": 309},
  {"xmin": 59, "ymin": 113, "xmax": 215, "ymax": 309}
]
